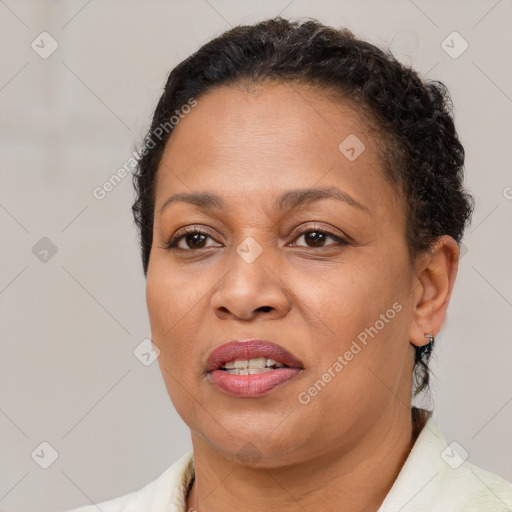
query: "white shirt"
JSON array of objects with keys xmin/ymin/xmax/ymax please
[{"xmin": 68, "ymin": 417, "xmax": 512, "ymax": 511}]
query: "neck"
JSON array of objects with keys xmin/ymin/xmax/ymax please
[{"xmin": 186, "ymin": 407, "xmax": 425, "ymax": 512}]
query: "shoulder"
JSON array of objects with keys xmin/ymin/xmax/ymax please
[
  {"xmin": 65, "ymin": 452, "xmax": 194, "ymax": 512},
  {"xmin": 379, "ymin": 416, "xmax": 512, "ymax": 512},
  {"xmin": 453, "ymin": 460, "xmax": 512, "ymax": 511}
]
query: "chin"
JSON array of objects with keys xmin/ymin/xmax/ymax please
[{"xmin": 190, "ymin": 411, "xmax": 317, "ymax": 468}]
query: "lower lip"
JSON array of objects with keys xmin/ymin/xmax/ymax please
[{"xmin": 209, "ymin": 368, "xmax": 302, "ymax": 397}]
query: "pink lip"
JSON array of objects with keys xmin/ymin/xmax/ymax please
[
  {"xmin": 206, "ymin": 340, "xmax": 304, "ymax": 371},
  {"xmin": 205, "ymin": 340, "xmax": 304, "ymax": 397}
]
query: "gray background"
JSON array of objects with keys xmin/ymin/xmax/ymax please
[{"xmin": 1, "ymin": 1, "xmax": 511, "ymax": 511}]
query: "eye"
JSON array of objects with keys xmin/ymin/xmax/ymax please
[
  {"xmin": 166, "ymin": 228, "xmax": 221, "ymax": 250},
  {"xmin": 290, "ymin": 226, "xmax": 349, "ymax": 248},
  {"xmin": 165, "ymin": 225, "xmax": 350, "ymax": 251}
]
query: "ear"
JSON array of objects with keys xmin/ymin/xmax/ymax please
[{"xmin": 409, "ymin": 235, "xmax": 460, "ymax": 348}]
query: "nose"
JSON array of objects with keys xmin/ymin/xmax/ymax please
[{"xmin": 210, "ymin": 247, "xmax": 291, "ymax": 321}]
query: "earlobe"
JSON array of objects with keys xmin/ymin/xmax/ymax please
[{"xmin": 408, "ymin": 235, "xmax": 460, "ymax": 348}]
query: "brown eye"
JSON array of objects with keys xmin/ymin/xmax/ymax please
[
  {"xmin": 292, "ymin": 228, "xmax": 349, "ymax": 248},
  {"xmin": 303, "ymin": 231, "xmax": 327, "ymax": 247},
  {"xmin": 167, "ymin": 229, "xmax": 220, "ymax": 250},
  {"xmin": 184, "ymin": 232, "xmax": 208, "ymax": 249}
]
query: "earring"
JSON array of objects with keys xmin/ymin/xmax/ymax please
[{"xmin": 424, "ymin": 332, "xmax": 434, "ymax": 343}]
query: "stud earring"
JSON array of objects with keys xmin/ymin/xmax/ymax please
[{"xmin": 424, "ymin": 332, "xmax": 434, "ymax": 343}]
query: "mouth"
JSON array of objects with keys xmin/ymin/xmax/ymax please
[
  {"xmin": 219, "ymin": 357, "xmax": 288, "ymax": 375},
  {"xmin": 205, "ymin": 339, "xmax": 304, "ymax": 397}
]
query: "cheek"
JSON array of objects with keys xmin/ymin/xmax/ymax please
[
  {"xmin": 146, "ymin": 255, "xmax": 203, "ymax": 332},
  {"xmin": 297, "ymin": 270, "xmax": 410, "ymax": 430},
  {"xmin": 303, "ymin": 259, "xmax": 396, "ymax": 332},
  {"xmin": 146, "ymin": 268, "xmax": 174, "ymax": 336},
  {"xmin": 146, "ymin": 262, "xmax": 192, "ymax": 365},
  {"xmin": 303, "ymin": 256, "xmax": 411, "ymax": 382},
  {"xmin": 146, "ymin": 265, "xmax": 204, "ymax": 418},
  {"xmin": 146, "ymin": 257, "xmax": 214, "ymax": 376}
]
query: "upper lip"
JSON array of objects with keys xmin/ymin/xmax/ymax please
[{"xmin": 205, "ymin": 339, "xmax": 304, "ymax": 371}]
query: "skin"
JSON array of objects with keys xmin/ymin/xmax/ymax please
[{"xmin": 145, "ymin": 81, "xmax": 459, "ymax": 512}]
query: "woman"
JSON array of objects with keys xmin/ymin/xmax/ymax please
[{"xmin": 70, "ymin": 17, "xmax": 511, "ymax": 512}]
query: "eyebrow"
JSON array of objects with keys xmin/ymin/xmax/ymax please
[{"xmin": 159, "ymin": 186, "xmax": 369, "ymax": 214}]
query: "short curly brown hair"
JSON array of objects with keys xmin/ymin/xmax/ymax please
[{"xmin": 132, "ymin": 17, "xmax": 474, "ymax": 397}]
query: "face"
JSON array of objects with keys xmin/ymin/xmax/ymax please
[{"xmin": 146, "ymin": 82, "xmax": 418, "ymax": 467}]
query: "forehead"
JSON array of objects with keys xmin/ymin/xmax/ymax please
[
  {"xmin": 165, "ymin": 82, "xmax": 369, "ymax": 169},
  {"xmin": 155, "ymin": 82, "xmax": 400, "ymax": 220}
]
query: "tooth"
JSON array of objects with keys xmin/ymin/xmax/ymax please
[
  {"xmin": 224, "ymin": 362, "xmax": 286, "ymax": 375},
  {"xmin": 248, "ymin": 357, "xmax": 267, "ymax": 368}
]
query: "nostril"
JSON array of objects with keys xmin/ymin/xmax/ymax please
[{"xmin": 257, "ymin": 306, "xmax": 272, "ymax": 313}]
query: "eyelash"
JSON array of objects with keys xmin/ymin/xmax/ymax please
[{"xmin": 165, "ymin": 224, "xmax": 350, "ymax": 251}]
